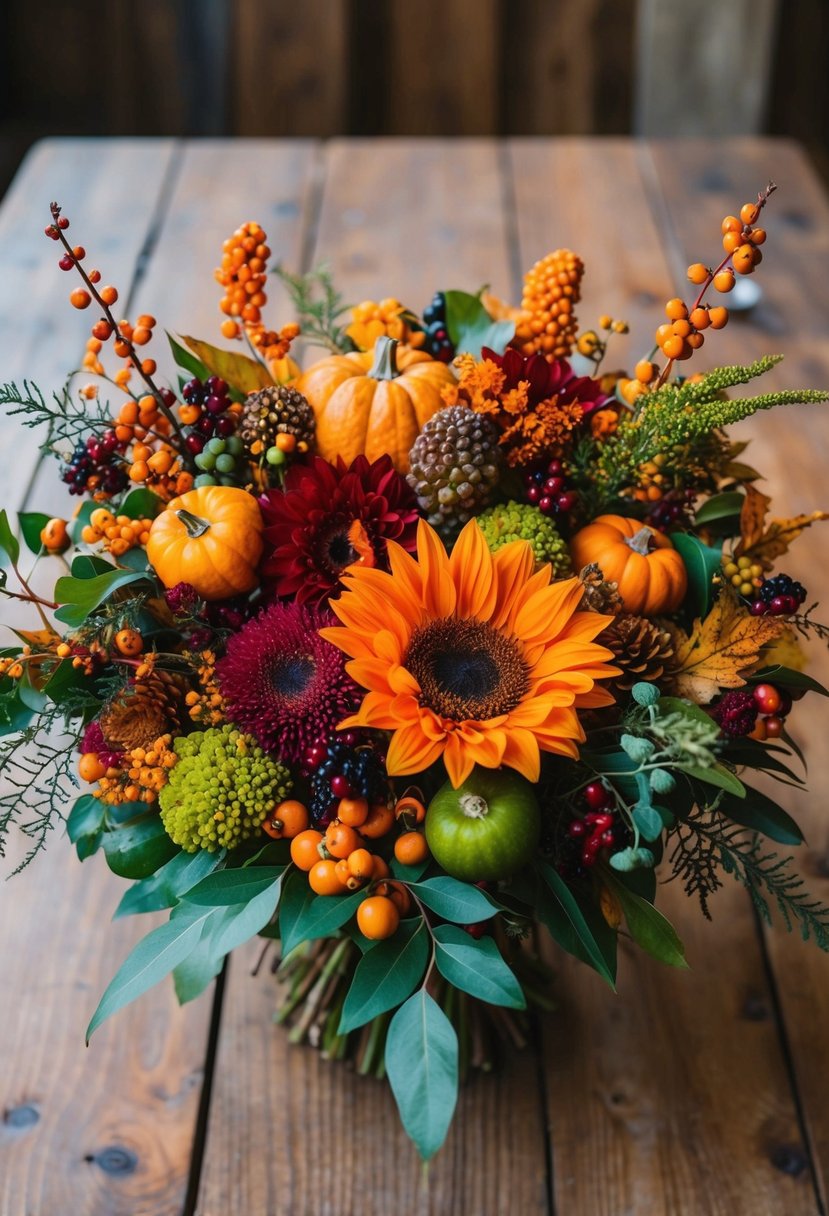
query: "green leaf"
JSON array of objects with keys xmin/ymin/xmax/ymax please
[
  {"xmin": 683, "ymin": 761, "xmax": 746, "ymax": 798},
  {"xmin": 180, "ymin": 334, "xmax": 274, "ymax": 395},
  {"xmin": 609, "ymin": 879, "xmax": 688, "ymax": 968},
  {"xmin": 17, "ymin": 512, "xmax": 50, "ymax": 554},
  {"xmin": 608, "ymin": 846, "xmax": 655, "ymax": 872},
  {"xmin": 632, "ymin": 802, "xmax": 664, "ymax": 842},
  {"xmin": 103, "ymin": 816, "xmax": 178, "ymax": 879},
  {"xmin": 206, "ymin": 878, "xmax": 284, "ymax": 955},
  {"xmin": 631, "ymin": 682, "xmax": 660, "ymax": 707},
  {"xmin": 172, "ymin": 927, "xmax": 225, "ymax": 1004},
  {"xmin": 390, "ymin": 855, "xmax": 431, "ymax": 883},
  {"xmin": 241, "ymin": 839, "xmax": 292, "ymax": 868},
  {"xmin": 70, "ymin": 500, "xmax": 96, "ymax": 544},
  {"xmin": 54, "ymin": 568, "xmax": 148, "ymax": 626},
  {"xmin": 719, "ymin": 787, "xmax": 804, "ymax": 846},
  {"xmin": 17, "ymin": 668, "xmax": 47, "ymax": 712},
  {"xmin": 657, "ymin": 695, "xmax": 719, "ymax": 730},
  {"xmin": 385, "ymin": 990, "xmax": 458, "ymax": 1160},
  {"xmin": 537, "ymin": 863, "xmax": 616, "ymax": 988},
  {"xmin": 0, "ymin": 509, "xmax": 20, "ymax": 565},
  {"xmin": 671, "ymin": 532, "xmax": 722, "ymax": 617},
  {"xmin": 339, "ymin": 920, "xmax": 429, "ymax": 1034},
  {"xmin": 86, "ymin": 904, "xmax": 215, "ymax": 1040},
  {"xmin": 71, "ymin": 553, "xmax": 116, "ymax": 578},
  {"xmin": 119, "ymin": 487, "xmax": 162, "ymax": 521},
  {"xmin": 749, "ymin": 666, "xmax": 829, "ymax": 697},
  {"xmin": 183, "ymin": 865, "xmax": 285, "ymax": 906},
  {"xmin": 443, "ymin": 290, "xmax": 514, "ymax": 358},
  {"xmin": 167, "ymin": 332, "xmax": 211, "ymax": 382},
  {"xmin": 114, "ymin": 848, "xmax": 222, "ymax": 918},
  {"xmin": 408, "ymin": 877, "xmax": 493, "ymax": 924},
  {"xmin": 694, "ymin": 491, "xmax": 744, "ymax": 526},
  {"xmin": 433, "ymin": 924, "xmax": 525, "ymax": 1009},
  {"xmin": 67, "ymin": 795, "xmax": 106, "ymax": 844},
  {"xmin": 277, "ymin": 869, "xmax": 364, "ymax": 957}
]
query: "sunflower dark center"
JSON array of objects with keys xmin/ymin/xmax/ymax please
[
  {"xmin": 405, "ymin": 618, "xmax": 529, "ymax": 721},
  {"xmin": 327, "ymin": 531, "xmax": 356, "ymax": 569},
  {"xmin": 271, "ymin": 653, "xmax": 315, "ymax": 699}
]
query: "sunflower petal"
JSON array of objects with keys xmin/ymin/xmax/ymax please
[
  {"xmin": 386, "ymin": 720, "xmax": 446, "ymax": 775},
  {"xmin": 450, "ymin": 521, "xmax": 497, "ymax": 621},
  {"xmin": 443, "ymin": 731, "xmax": 477, "ymax": 788},
  {"xmin": 416, "ymin": 519, "xmax": 456, "ymax": 618}
]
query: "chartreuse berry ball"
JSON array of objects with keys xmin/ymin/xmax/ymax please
[
  {"xmin": 159, "ymin": 725, "xmax": 292, "ymax": 852},
  {"xmin": 476, "ymin": 500, "xmax": 572, "ymax": 576}
]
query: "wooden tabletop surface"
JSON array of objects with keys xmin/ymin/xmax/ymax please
[{"xmin": 1, "ymin": 137, "xmax": 829, "ymax": 1216}]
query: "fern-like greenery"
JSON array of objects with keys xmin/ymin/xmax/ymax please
[
  {"xmin": 274, "ymin": 265, "xmax": 353, "ymax": 355},
  {"xmin": 0, "ymin": 380, "xmax": 111, "ymax": 456},
  {"xmin": 0, "ymin": 714, "xmax": 78, "ymax": 873}
]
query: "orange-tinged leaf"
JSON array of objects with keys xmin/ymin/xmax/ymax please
[
  {"xmin": 737, "ymin": 484, "xmax": 772, "ymax": 553},
  {"xmin": 181, "ymin": 335, "xmax": 274, "ymax": 394},
  {"xmin": 739, "ymin": 508, "xmax": 829, "ymax": 571},
  {"xmin": 12, "ymin": 627, "xmax": 61, "ymax": 649},
  {"xmin": 667, "ymin": 594, "xmax": 785, "ymax": 703}
]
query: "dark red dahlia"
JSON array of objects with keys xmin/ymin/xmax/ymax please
[
  {"xmin": 215, "ymin": 601, "xmax": 360, "ymax": 762},
  {"xmin": 713, "ymin": 690, "xmax": 759, "ymax": 738},
  {"xmin": 79, "ymin": 720, "xmax": 124, "ymax": 769},
  {"xmin": 481, "ymin": 346, "xmax": 610, "ymax": 415},
  {"xmin": 259, "ymin": 454, "xmax": 419, "ymax": 605}
]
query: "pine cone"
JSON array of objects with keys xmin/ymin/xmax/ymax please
[
  {"xmin": 579, "ymin": 563, "xmax": 623, "ymax": 615},
  {"xmin": 600, "ymin": 614, "xmax": 675, "ymax": 691},
  {"xmin": 100, "ymin": 670, "xmax": 188, "ymax": 752},
  {"xmin": 406, "ymin": 405, "xmax": 502, "ymax": 541},
  {"xmin": 239, "ymin": 385, "xmax": 315, "ymax": 467}
]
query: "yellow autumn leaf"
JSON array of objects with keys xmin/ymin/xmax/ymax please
[
  {"xmin": 740, "ymin": 510, "xmax": 829, "ymax": 571},
  {"xmin": 737, "ymin": 483, "xmax": 772, "ymax": 552},
  {"xmin": 11, "ymin": 627, "xmax": 61, "ymax": 649},
  {"xmin": 667, "ymin": 594, "xmax": 785, "ymax": 704},
  {"xmin": 181, "ymin": 335, "xmax": 274, "ymax": 395}
]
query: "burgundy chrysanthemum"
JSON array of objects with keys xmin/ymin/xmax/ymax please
[
  {"xmin": 79, "ymin": 720, "xmax": 123, "ymax": 768},
  {"xmin": 215, "ymin": 601, "xmax": 360, "ymax": 761},
  {"xmin": 712, "ymin": 690, "xmax": 759, "ymax": 738},
  {"xmin": 259, "ymin": 454, "xmax": 419, "ymax": 605},
  {"xmin": 481, "ymin": 346, "xmax": 610, "ymax": 415}
]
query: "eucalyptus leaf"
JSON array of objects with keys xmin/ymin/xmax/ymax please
[
  {"xmin": 609, "ymin": 880, "xmax": 688, "ymax": 968},
  {"xmin": 632, "ymin": 802, "xmax": 664, "ymax": 842},
  {"xmin": 671, "ymin": 532, "xmax": 722, "ymax": 617},
  {"xmin": 0, "ymin": 509, "xmax": 20, "ymax": 565},
  {"xmin": 17, "ymin": 511, "xmax": 50, "ymax": 554},
  {"xmin": 67, "ymin": 794, "xmax": 106, "ymax": 844},
  {"xmin": 718, "ymin": 787, "xmax": 804, "ymax": 846},
  {"xmin": 408, "ymin": 876, "xmax": 493, "ymax": 924},
  {"xmin": 682, "ymin": 761, "xmax": 746, "ymax": 798},
  {"xmin": 119, "ymin": 487, "xmax": 162, "ymax": 520},
  {"xmin": 278, "ymin": 870, "xmax": 364, "ymax": 957},
  {"xmin": 183, "ymin": 865, "xmax": 285, "ymax": 906},
  {"xmin": 339, "ymin": 920, "xmax": 428, "ymax": 1034},
  {"xmin": 54, "ymin": 568, "xmax": 148, "ymax": 627},
  {"xmin": 608, "ymin": 846, "xmax": 655, "ymax": 872},
  {"xmin": 694, "ymin": 491, "xmax": 744, "ymax": 525},
  {"xmin": 537, "ymin": 863, "xmax": 616, "ymax": 987},
  {"xmin": 385, "ymin": 990, "xmax": 458, "ymax": 1160},
  {"xmin": 433, "ymin": 924, "xmax": 526, "ymax": 1009},
  {"xmin": 103, "ymin": 816, "xmax": 178, "ymax": 879},
  {"xmin": 114, "ymin": 848, "xmax": 223, "ymax": 918}
]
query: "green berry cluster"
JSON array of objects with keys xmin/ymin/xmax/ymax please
[
  {"xmin": 194, "ymin": 435, "xmax": 246, "ymax": 489},
  {"xmin": 159, "ymin": 725, "xmax": 292, "ymax": 852},
  {"xmin": 476, "ymin": 500, "xmax": 572, "ymax": 577}
]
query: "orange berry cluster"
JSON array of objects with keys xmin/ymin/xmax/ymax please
[
  {"xmin": 514, "ymin": 249, "xmax": 584, "ymax": 361},
  {"xmin": 216, "ymin": 222, "xmax": 271, "ymax": 336},
  {"xmin": 82, "ymin": 307, "xmax": 160, "ymax": 387},
  {"xmin": 345, "ymin": 300, "xmax": 425, "ymax": 353},
  {"xmin": 81, "ymin": 507, "xmax": 154, "ymax": 557},
  {"xmin": 113, "ymin": 397, "xmax": 193, "ymax": 500},
  {"xmin": 94, "ymin": 734, "xmax": 178, "ymax": 805},
  {"xmin": 184, "ymin": 651, "xmax": 225, "ymax": 725},
  {"xmin": 651, "ymin": 294, "xmax": 729, "ymax": 366},
  {"xmin": 576, "ymin": 314, "xmax": 629, "ymax": 361},
  {"xmin": 287, "ymin": 794, "xmax": 429, "ymax": 940}
]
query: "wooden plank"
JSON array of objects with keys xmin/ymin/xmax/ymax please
[
  {"xmin": 230, "ymin": 1, "xmax": 349, "ymax": 137},
  {"xmin": 502, "ymin": 0, "xmax": 636, "ymax": 136},
  {"xmin": 635, "ymin": 0, "xmax": 780, "ymax": 137},
  {"xmin": 0, "ymin": 138, "xmax": 225, "ymax": 1216},
  {"xmin": 646, "ymin": 137, "xmax": 829, "ymax": 1209},
  {"xmin": 768, "ymin": 1, "xmax": 829, "ymax": 185},
  {"xmin": 509, "ymin": 136, "xmax": 820, "ymax": 1215},
  {"xmin": 195, "ymin": 138, "xmax": 550, "ymax": 1216}
]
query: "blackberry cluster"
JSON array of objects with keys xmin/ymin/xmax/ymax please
[
  {"xmin": 523, "ymin": 459, "xmax": 578, "ymax": 518},
  {"xmin": 751, "ymin": 573, "xmax": 807, "ymax": 617},
  {"xmin": 713, "ymin": 689, "xmax": 758, "ymax": 738},
  {"xmin": 421, "ymin": 293, "xmax": 455, "ymax": 363},
  {"xmin": 308, "ymin": 736, "xmax": 388, "ymax": 826},
  {"xmin": 61, "ymin": 431, "xmax": 128, "ymax": 496},
  {"xmin": 182, "ymin": 375, "xmax": 236, "ymax": 456}
]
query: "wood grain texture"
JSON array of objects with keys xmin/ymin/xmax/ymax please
[
  {"xmin": 0, "ymin": 138, "xmax": 217, "ymax": 1216},
  {"xmin": 646, "ymin": 137, "xmax": 829, "ymax": 1209},
  {"xmin": 195, "ymin": 138, "xmax": 549, "ymax": 1216},
  {"xmin": 510, "ymin": 136, "xmax": 820, "ymax": 1216}
]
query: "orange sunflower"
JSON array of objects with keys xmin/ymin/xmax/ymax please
[{"xmin": 320, "ymin": 519, "xmax": 618, "ymax": 787}]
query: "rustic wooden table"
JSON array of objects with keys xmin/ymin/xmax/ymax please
[{"xmin": 1, "ymin": 137, "xmax": 829, "ymax": 1216}]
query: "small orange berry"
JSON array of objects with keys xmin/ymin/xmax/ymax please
[
  {"xmin": 722, "ymin": 231, "xmax": 742, "ymax": 255},
  {"xmin": 664, "ymin": 298, "xmax": 688, "ymax": 321},
  {"xmin": 290, "ymin": 829, "xmax": 324, "ymax": 870},
  {"xmin": 129, "ymin": 460, "xmax": 149, "ymax": 482},
  {"xmin": 136, "ymin": 314, "xmax": 156, "ymax": 329},
  {"xmin": 394, "ymin": 831, "xmax": 429, "ymax": 867},
  {"xmin": 263, "ymin": 799, "xmax": 309, "ymax": 840},
  {"xmin": 740, "ymin": 202, "xmax": 760, "ymax": 226},
  {"xmin": 114, "ymin": 628, "xmax": 143, "ymax": 657},
  {"xmin": 221, "ymin": 319, "xmax": 240, "ymax": 339},
  {"xmin": 394, "ymin": 795, "xmax": 427, "ymax": 825},
  {"xmin": 79, "ymin": 753, "xmax": 107, "ymax": 783},
  {"xmin": 309, "ymin": 858, "xmax": 348, "ymax": 896},
  {"xmin": 708, "ymin": 306, "xmax": 729, "ymax": 330},
  {"xmin": 732, "ymin": 244, "xmax": 755, "ymax": 275},
  {"xmin": 387, "ymin": 880, "xmax": 413, "ymax": 917},
  {"xmin": 148, "ymin": 449, "xmax": 174, "ymax": 475},
  {"xmin": 634, "ymin": 359, "xmax": 657, "ymax": 384},
  {"xmin": 337, "ymin": 796, "xmax": 369, "ymax": 827},
  {"xmin": 661, "ymin": 335, "xmax": 685, "ymax": 360},
  {"xmin": 324, "ymin": 821, "xmax": 361, "ymax": 860},
  {"xmin": 670, "ymin": 318, "xmax": 692, "ymax": 338},
  {"xmin": 750, "ymin": 227, "xmax": 767, "ymax": 246},
  {"xmin": 132, "ymin": 326, "xmax": 152, "ymax": 346},
  {"xmin": 347, "ymin": 848, "xmax": 375, "ymax": 881},
  {"xmin": 91, "ymin": 320, "xmax": 112, "ymax": 341},
  {"xmin": 70, "ymin": 288, "xmax": 91, "ymax": 310},
  {"xmin": 689, "ymin": 307, "xmax": 710, "ymax": 330},
  {"xmin": 40, "ymin": 517, "xmax": 70, "ymax": 553},
  {"xmin": 371, "ymin": 854, "xmax": 391, "ymax": 879},
  {"xmin": 357, "ymin": 895, "xmax": 400, "ymax": 940},
  {"xmin": 721, "ymin": 215, "xmax": 742, "ymax": 233},
  {"xmin": 360, "ymin": 803, "xmax": 395, "ymax": 839},
  {"xmin": 100, "ymin": 285, "xmax": 119, "ymax": 306},
  {"xmin": 686, "ymin": 332, "xmax": 705, "ymax": 349},
  {"xmin": 713, "ymin": 269, "xmax": 736, "ymax": 294},
  {"xmin": 686, "ymin": 263, "xmax": 709, "ymax": 285},
  {"xmin": 655, "ymin": 323, "xmax": 673, "ymax": 348},
  {"xmin": 275, "ymin": 432, "xmax": 297, "ymax": 453}
]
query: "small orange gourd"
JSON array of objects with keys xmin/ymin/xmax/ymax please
[
  {"xmin": 570, "ymin": 514, "xmax": 687, "ymax": 615},
  {"xmin": 296, "ymin": 336, "xmax": 455, "ymax": 473},
  {"xmin": 146, "ymin": 485, "xmax": 264, "ymax": 601}
]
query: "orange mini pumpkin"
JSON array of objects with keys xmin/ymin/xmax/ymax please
[
  {"xmin": 296, "ymin": 336, "xmax": 455, "ymax": 473},
  {"xmin": 146, "ymin": 485, "xmax": 264, "ymax": 601},
  {"xmin": 570, "ymin": 514, "xmax": 687, "ymax": 615}
]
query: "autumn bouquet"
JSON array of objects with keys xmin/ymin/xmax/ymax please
[{"xmin": 2, "ymin": 186, "xmax": 829, "ymax": 1158}]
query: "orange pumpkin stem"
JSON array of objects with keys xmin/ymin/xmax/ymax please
[
  {"xmin": 624, "ymin": 527, "xmax": 655, "ymax": 556},
  {"xmin": 368, "ymin": 335, "xmax": 400, "ymax": 381},
  {"xmin": 176, "ymin": 508, "xmax": 211, "ymax": 538}
]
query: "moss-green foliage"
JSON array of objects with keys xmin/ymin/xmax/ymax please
[{"xmin": 476, "ymin": 501, "xmax": 572, "ymax": 575}]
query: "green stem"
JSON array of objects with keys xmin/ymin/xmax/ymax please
[{"xmin": 368, "ymin": 335, "xmax": 400, "ymax": 381}]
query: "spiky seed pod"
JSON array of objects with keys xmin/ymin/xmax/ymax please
[
  {"xmin": 406, "ymin": 405, "xmax": 502, "ymax": 541},
  {"xmin": 476, "ymin": 501, "xmax": 572, "ymax": 577},
  {"xmin": 600, "ymin": 614, "xmax": 675, "ymax": 691},
  {"xmin": 578, "ymin": 562, "xmax": 623, "ymax": 615},
  {"xmin": 99, "ymin": 670, "xmax": 188, "ymax": 752},
  {"xmin": 239, "ymin": 385, "xmax": 316, "ymax": 462}
]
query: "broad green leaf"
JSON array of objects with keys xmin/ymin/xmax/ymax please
[
  {"xmin": 173, "ymin": 927, "xmax": 225, "ymax": 1004},
  {"xmin": 278, "ymin": 870, "xmax": 364, "ymax": 957},
  {"xmin": 183, "ymin": 865, "xmax": 285, "ymax": 906},
  {"xmin": 17, "ymin": 511, "xmax": 50, "ymax": 554},
  {"xmin": 433, "ymin": 924, "xmax": 525, "ymax": 1009},
  {"xmin": 17, "ymin": 669, "xmax": 47, "ymax": 712},
  {"xmin": 0, "ymin": 509, "xmax": 20, "ymax": 565},
  {"xmin": 610, "ymin": 880, "xmax": 688, "ymax": 968},
  {"xmin": 103, "ymin": 816, "xmax": 178, "ymax": 879},
  {"xmin": 67, "ymin": 795, "xmax": 106, "ymax": 844},
  {"xmin": 749, "ymin": 665, "xmax": 829, "ymax": 697},
  {"xmin": 54, "ymin": 568, "xmax": 148, "ymax": 627},
  {"xmin": 339, "ymin": 920, "xmax": 428, "ymax": 1034},
  {"xmin": 241, "ymin": 839, "xmax": 292, "ymax": 868},
  {"xmin": 70, "ymin": 500, "xmax": 96, "ymax": 544},
  {"xmin": 608, "ymin": 846, "xmax": 655, "ymax": 872},
  {"xmin": 443, "ymin": 290, "xmax": 514, "ymax": 358},
  {"xmin": 719, "ymin": 787, "xmax": 804, "ymax": 846},
  {"xmin": 86, "ymin": 905, "xmax": 214, "ymax": 1040},
  {"xmin": 658, "ymin": 695, "xmax": 721, "ymax": 730},
  {"xmin": 683, "ymin": 761, "xmax": 746, "ymax": 798},
  {"xmin": 114, "ymin": 848, "xmax": 222, "ymax": 918},
  {"xmin": 390, "ymin": 855, "xmax": 431, "ymax": 883},
  {"xmin": 408, "ymin": 877, "xmax": 493, "ymax": 924},
  {"xmin": 537, "ymin": 863, "xmax": 616, "ymax": 988},
  {"xmin": 207, "ymin": 878, "xmax": 284, "ymax": 955},
  {"xmin": 42, "ymin": 657, "xmax": 87, "ymax": 704},
  {"xmin": 671, "ymin": 532, "xmax": 722, "ymax": 617},
  {"xmin": 385, "ymin": 990, "xmax": 458, "ymax": 1160},
  {"xmin": 167, "ymin": 331, "xmax": 211, "ymax": 382},
  {"xmin": 119, "ymin": 487, "xmax": 162, "ymax": 521},
  {"xmin": 632, "ymin": 802, "xmax": 664, "ymax": 842},
  {"xmin": 180, "ymin": 334, "xmax": 274, "ymax": 395},
  {"xmin": 694, "ymin": 491, "xmax": 744, "ymax": 526},
  {"xmin": 71, "ymin": 553, "xmax": 116, "ymax": 578}
]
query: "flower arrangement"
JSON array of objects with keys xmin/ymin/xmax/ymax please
[{"xmin": 2, "ymin": 188, "xmax": 829, "ymax": 1158}]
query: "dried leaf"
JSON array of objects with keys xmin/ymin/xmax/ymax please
[
  {"xmin": 667, "ymin": 595, "xmax": 785, "ymax": 703},
  {"xmin": 739, "ymin": 509, "xmax": 829, "ymax": 571},
  {"xmin": 737, "ymin": 484, "xmax": 772, "ymax": 552},
  {"xmin": 181, "ymin": 335, "xmax": 274, "ymax": 395}
]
